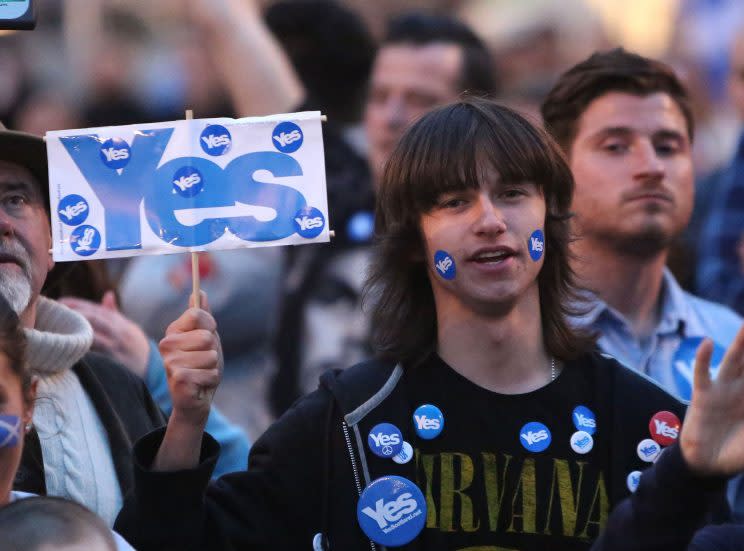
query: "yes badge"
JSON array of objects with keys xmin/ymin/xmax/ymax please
[
  {"xmin": 368, "ymin": 423, "xmax": 403, "ymax": 458},
  {"xmin": 57, "ymin": 194, "xmax": 89, "ymax": 226},
  {"xmin": 572, "ymin": 405, "xmax": 597, "ymax": 435},
  {"xmin": 293, "ymin": 206, "xmax": 325, "ymax": 238},
  {"xmin": 627, "ymin": 470, "xmax": 642, "ymax": 493},
  {"xmin": 434, "ymin": 250, "xmax": 455, "ymax": 280},
  {"xmin": 528, "ymin": 229, "xmax": 544, "ymax": 261},
  {"xmin": 357, "ymin": 475, "xmax": 426, "ymax": 547},
  {"xmin": 0, "ymin": 414, "xmax": 21, "ymax": 448},
  {"xmin": 200, "ymin": 124, "xmax": 232, "ymax": 156},
  {"xmin": 672, "ymin": 337, "xmax": 725, "ymax": 400},
  {"xmin": 520, "ymin": 421, "xmax": 551, "ymax": 452},
  {"xmin": 637, "ymin": 438, "xmax": 661, "ymax": 462},
  {"xmin": 570, "ymin": 431, "xmax": 594, "ymax": 454},
  {"xmin": 272, "ymin": 121, "xmax": 304, "ymax": 153},
  {"xmin": 649, "ymin": 411, "xmax": 681, "ymax": 447},
  {"xmin": 412, "ymin": 404, "xmax": 444, "ymax": 440},
  {"xmin": 393, "ymin": 441, "xmax": 414, "ymax": 465}
]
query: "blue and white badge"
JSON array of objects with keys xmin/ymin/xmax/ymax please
[
  {"xmin": 392, "ymin": 441, "xmax": 414, "ymax": 465},
  {"xmin": 293, "ymin": 206, "xmax": 325, "ymax": 238},
  {"xmin": 347, "ymin": 210, "xmax": 375, "ymax": 243},
  {"xmin": 570, "ymin": 430, "xmax": 594, "ymax": 454},
  {"xmin": 200, "ymin": 124, "xmax": 232, "ymax": 156},
  {"xmin": 272, "ymin": 121, "xmax": 304, "ymax": 153},
  {"xmin": 171, "ymin": 166, "xmax": 204, "ymax": 198},
  {"xmin": 673, "ymin": 337, "xmax": 726, "ymax": 401},
  {"xmin": 626, "ymin": 470, "xmax": 642, "ymax": 493},
  {"xmin": 99, "ymin": 138, "xmax": 131, "ymax": 169},
  {"xmin": 0, "ymin": 414, "xmax": 21, "ymax": 448},
  {"xmin": 637, "ymin": 438, "xmax": 661, "ymax": 462},
  {"xmin": 357, "ymin": 475, "xmax": 426, "ymax": 547},
  {"xmin": 412, "ymin": 404, "xmax": 444, "ymax": 440},
  {"xmin": 519, "ymin": 421, "xmax": 551, "ymax": 453},
  {"xmin": 528, "ymin": 229, "xmax": 544, "ymax": 261},
  {"xmin": 434, "ymin": 250, "xmax": 456, "ymax": 280},
  {"xmin": 57, "ymin": 194, "xmax": 89, "ymax": 226},
  {"xmin": 368, "ymin": 423, "xmax": 404, "ymax": 458},
  {"xmin": 70, "ymin": 225, "xmax": 101, "ymax": 257},
  {"xmin": 572, "ymin": 405, "xmax": 597, "ymax": 435}
]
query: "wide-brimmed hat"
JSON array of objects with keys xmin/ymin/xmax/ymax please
[{"xmin": 0, "ymin": 123, "xmax": 49, "ymax": 212}]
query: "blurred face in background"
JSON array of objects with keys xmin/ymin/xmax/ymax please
[
  {"xmin": 729, "ymin": 33, "xmax": 744, "ymax": 120},
  {"xmin": 364, "ymin": 43, "xmax": 464, "ymax": 184}
]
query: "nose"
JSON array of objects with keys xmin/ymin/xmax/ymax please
[
  {"xmin": 0, "ymin": 209, "xmax": 15, "ymax": 238},
  {"xmin": 633, "ymin": 140, "xmax": 665, "ymax": 182},
  {"xmin": 381, "ymin": 95, "xmax": 408, "ymax": 130},
  {"xmin": 472, "ymin": 193, "xmax": 506, "ymax": 236}
]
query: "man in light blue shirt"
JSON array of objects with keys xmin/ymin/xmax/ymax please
[{"xmin": 541, "ymin": 48, "xmax": 744, "ymax": 514}]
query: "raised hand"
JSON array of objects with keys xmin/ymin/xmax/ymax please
[
  {"xmin": 680, "ymin": 324, "xmax": 744, "ymax": 475},
  {"xmin": 154, "ymin": 291, "xmax": 223, "ymax": 471}
]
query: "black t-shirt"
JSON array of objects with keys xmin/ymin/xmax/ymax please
[{"xmin": 403, "ymin": 353, "xmax": 686, "ymax": 551}]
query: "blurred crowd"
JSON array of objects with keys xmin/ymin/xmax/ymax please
[
  {"xmin": 3, "ymin": 0, "xmax": 744, "ymax": 441},
  {"xmin": 4, "ymin": 0, "xmax": 744, "ymax": 547}
]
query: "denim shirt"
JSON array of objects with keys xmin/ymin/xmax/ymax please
[{"xmin": 573, "ymin": 268, "xmax": 744, "ymax": 516}]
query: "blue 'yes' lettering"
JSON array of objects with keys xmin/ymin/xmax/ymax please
[{"xmin": 62, "ymin": 131, "xmax": 308, "ymax": 250}]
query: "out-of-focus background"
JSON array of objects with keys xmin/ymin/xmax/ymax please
[
  {"xmin": 3, "ymin": 0, "xmax": 740, "ymax": 175},
  {"xmin": 5, "ymin": 0, "xmax": 743, "ymax": 440}
]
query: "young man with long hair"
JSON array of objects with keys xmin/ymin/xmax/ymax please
[{"xmin": 116, "ymin": 99, "xmax": 744, "ymax": 551}]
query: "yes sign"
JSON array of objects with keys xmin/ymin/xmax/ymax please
[{"xmin": 46, "ymin": 113, "xmax": 328, "ymax": 261}]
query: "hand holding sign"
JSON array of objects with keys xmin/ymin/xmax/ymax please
[
  {"xmin": 680, "ymin": 324, "xmax": 744, "ymax": 475},
  {"xmin": 154, "ymin": 292, "xmax": 223, "ymax": 471}
]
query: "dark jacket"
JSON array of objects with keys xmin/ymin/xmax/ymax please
[
  {"xmin": 116, "ymin": 353, "xmax": 711, "ymax": 551},
  {"xmin": 14, "ymin": 352, "xmax": 166, "ymax": 497}
]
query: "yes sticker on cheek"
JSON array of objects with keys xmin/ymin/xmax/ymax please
[
  {"xmin": 434, "ymin": 250, "xmax": 456, "ymax": 280},
  {"xmin": 0, "ymin": 414, "xmax": 21, "ymax": 448},
  {"xmin": 528, "ymin": 229, "xmax": 545, "ymax": 261}
]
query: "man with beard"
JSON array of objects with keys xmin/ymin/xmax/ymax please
[
  {"xmin": 0, "ymin": 125, "xmax": 166, "ymax": 526},
  {"xmin": 541, "ymin": 49, "xmax": 744, "ymax": 514}
]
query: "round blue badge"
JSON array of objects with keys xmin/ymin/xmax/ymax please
[
  {"xmin": 434, "ymin": 250, "xmax": 456, "ymax": 280},
  {"xmin": 347, "ymin": 210, "xmax": 375, "ymax": 243},
  {"xmin": 200, "ymin": 124, "xmax": 232, "ymax": 156},
  {"xmin": 99, "ymin": 138, "xmax": 131, "ymax": 169},
  {"xmin": 572, "ymin": 405, "xmax": 597, "ymax": 435},
  {"xmin": 626, "ymin": 470, "xmax": 642, "ymax": 493},
  {"xmin": 528, "ymin": 229, "xmax": 545, "ymax": 261},
  {"xmin": 293, "ymin": 206, "xmax": 325, "ymax": 238},
  {"xmin": 272, "ymin": 121, "xmax": 304, "ymax": 153},
  {"xmin": 70, "ymin": 225, "xmax": 101, "ymax": 257},
  {"xmin": 673, "ymin": 337, "xmax": 726, "ymax": 401},
  {"xmin": 57, "ymin": 194, "xmax": 89, "ymax": 226},
  {"xmin": 0, "ymin": 414, "xmax": 21, "ymax": 448},
  {"xmin": 519, "ymin": 421, "xmax": 551, "ymax": 453},
  {"xmin": 357, "ymin": 475, "xmax": 426, "ymax": 547},
  {"xmin": 367, "ymin": 423, "xmax": 403, "ymax": 458},
  {"xmin": 171, "ymin": 166, "xmax": 204, "ymax": 198},
  {"xmin": 412, "ymin": 404, "xmax": 444, "ymax": 440}
]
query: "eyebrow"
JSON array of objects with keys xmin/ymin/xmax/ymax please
[
  {"xmin": 0, "ymin": 181, "xmax": 41, "ymax": 200},
  {"xmin": 592, "ymin": 126, "xmax": 687, "ymax": 142}
]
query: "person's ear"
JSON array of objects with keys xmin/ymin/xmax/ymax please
[{"xmin": 23, "ymin": 376, "xmax": 38, "ymax": 428}]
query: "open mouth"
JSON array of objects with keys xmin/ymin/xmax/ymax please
[{"xmin": 470, "ymin": 249, "xmax": 516, "ymax": 264}]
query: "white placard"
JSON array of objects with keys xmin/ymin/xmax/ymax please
[{"xmin": 46, "ymin": 112, "xmax": 328, "ymax": 261}]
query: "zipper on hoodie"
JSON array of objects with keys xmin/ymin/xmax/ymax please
[{"xmin": 342, "ymin": 420, "xmax": 378, "ymax": 551}]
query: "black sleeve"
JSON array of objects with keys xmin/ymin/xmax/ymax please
[
  {"xmin": 590, "ymin": 444, "xmax": 727, "ymax": 551},
  {"xmin": 115, "ymin": 388, "xmax": 332, "ymax": 551}
]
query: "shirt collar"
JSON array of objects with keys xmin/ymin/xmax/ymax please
[{"xmin": 573, "ymin": 268, "xmax": 686, "ymax": 336}]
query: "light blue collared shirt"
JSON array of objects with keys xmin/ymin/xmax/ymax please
[{"xmin": 573, "ymin": 269, "xmax": 742, "ymax": 401}]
